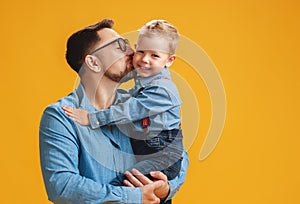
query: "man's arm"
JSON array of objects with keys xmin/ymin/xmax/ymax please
[
  {"xmin": 164, "ymin": 150, "xmax": 189, "ymax": 201},
  {"xmin": 89, "ymin": 86, "xmax": 181, "ymax": 129},
  {"xmin": 39, "ymin": 105, "xmax": 142, "ymax": 204}
]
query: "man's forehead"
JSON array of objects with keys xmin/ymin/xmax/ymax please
[{"xmin": 97, "ymin": 28, "xmax": 120, "ymax": 45}]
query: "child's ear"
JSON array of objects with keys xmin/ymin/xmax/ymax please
[
  {"xmin": 85, "ymin": 55, "xmax": 102, "ymax": 73},
  {"xmin": 166, "ymin": 55, "xmax": 176, "ymax": 67}
]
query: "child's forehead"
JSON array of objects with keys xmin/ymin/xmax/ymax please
[{"xmin": 136, "ymin": 35, "xmax": 170, "ymax": 53}]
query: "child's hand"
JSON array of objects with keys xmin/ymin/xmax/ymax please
[{"xmin": 62, "ymin": 106, "xmax": 90, "ymax": 126}]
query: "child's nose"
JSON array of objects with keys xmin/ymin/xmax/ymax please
[{"xmin": 141, "ymin": 55, "xmax": 150, "ymax": 63}]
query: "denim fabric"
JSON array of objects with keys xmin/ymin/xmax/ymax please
[
  {"xmin": 163, "ymin": 200, "xmax": 172, "ymax": 204},
  {"xmin": 39, "ymin": 83, "xmax": 189, "ymax": 204},
  {"xmin": 88, "ymin": 68, "xmax": 185, "ymax": 190},
  {"xmin": 110, "ymin": 129, "xmax": 183, "ymax": 186},
  {"xmin": 89, "ymin": 68, "xmax": 182, "ymax": 134},
  {"xmin": 133, "ymin": 129, "xmax": 183, "ymax": 179}
]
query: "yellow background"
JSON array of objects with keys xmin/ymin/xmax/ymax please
[{"xmin": 0, "ymin": 0, "xmax": 299, "ymax": 203}]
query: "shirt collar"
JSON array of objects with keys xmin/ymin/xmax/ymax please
[
  {"xmin": 75, "ymin": 83, "xmax": 96, "ymax": 111},
  {"xmin": 134, "ymin": 67, "xmax": 171, "ymax": 88},
  {"xmin": 75, "ymin": 83, "xmax": 130, "ymax": 111}
]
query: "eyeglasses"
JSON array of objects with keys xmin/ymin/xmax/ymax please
[{"xmin": 89, "ymin": 37, "xmax": 130, "ymax": 55}]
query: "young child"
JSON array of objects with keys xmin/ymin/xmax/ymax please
[{"xmin": 63, "ymin": 20, "xmax": 184, "ymax": 186}]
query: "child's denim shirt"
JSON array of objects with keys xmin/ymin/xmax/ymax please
[{"xmin": 89, "ymin": 67, "xmax": 182, "ymax": 138}]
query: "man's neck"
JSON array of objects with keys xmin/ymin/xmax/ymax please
[{"xmin": 82, "ymin": 76, "xmax": 118, "ymax": 110}]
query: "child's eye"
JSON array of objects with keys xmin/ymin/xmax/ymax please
[
  {"xmin": 152, "ymin": 54, "xmax": 160, "ymax": 58},
  {"xmin": 136, "ymin": 50, "xmax": 144, "ymax": 54}
]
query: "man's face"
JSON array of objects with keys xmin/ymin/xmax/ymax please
[{"xmin": 92, "ymin": 28, "xmax": 134, "ymax": 82}]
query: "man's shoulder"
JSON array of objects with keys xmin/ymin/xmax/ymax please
[{"xmin": 42, "ymin": 92, "xmax": 76, "ymax": 116}]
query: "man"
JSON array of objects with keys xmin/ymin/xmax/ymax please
[{"xmin": 39, "ymin": 18, "xmax": 188, "ymax": 204}]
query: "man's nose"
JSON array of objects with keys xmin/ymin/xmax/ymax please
[{"xmin": 125, "ymin": 46, "xmax": 134, "ymax": 55}]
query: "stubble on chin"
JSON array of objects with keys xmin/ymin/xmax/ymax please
[{"xmin": 104, "ymin": 63, "xmax": 134, "ymax": 83}]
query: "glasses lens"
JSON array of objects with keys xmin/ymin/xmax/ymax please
[{"xmin": 118, "ymin": 38, "xmax": 129, "ymax": 52}]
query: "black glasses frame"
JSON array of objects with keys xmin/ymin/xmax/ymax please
[{"xmin": 89, "ymin": 38, "xmax": 129, "ymax": 55}]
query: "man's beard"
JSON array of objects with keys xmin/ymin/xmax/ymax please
[{"xmin": 104, "ymin": 64, "xmax": 133, "ymax": 83}]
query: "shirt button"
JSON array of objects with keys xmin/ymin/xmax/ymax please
[{"xmin": 96, "ymin": 121, "xmax": 100, "ymax": 125}]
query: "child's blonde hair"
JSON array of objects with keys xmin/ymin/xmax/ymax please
[{"xmin": 138, "ymin": 19, "xmax": 180, "ymax": 54}]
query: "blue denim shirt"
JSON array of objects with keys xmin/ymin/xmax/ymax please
[
  {"xmin": 89, "ymin": 68, "xmax": 182, "ymax": 137},
  {"xmin": 39, "ymin": 83, "xmax": 189, "ymax": 204}
]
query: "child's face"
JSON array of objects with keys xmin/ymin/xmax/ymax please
[{"xmin": 133, "ymin": 36, "xmax": 175, "ymax": 77}]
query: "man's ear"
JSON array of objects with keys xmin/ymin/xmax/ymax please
[
  {"xmin": 166, "ymin": 55, "xmax": 176, "ymax": 67},
  {"xmin": 85, "ymin": 55, "xmax": 102, "ymax": 73}
]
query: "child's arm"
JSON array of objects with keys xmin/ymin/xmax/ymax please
[
  {"xmin": 62, "ymin": 106, "xmax": 90, "ymax": 126},
  {"xmin": 89, "ymin": 85, "xmax": 181, "ymax": 129}
]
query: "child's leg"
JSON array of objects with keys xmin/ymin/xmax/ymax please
[
  {"xmin": 110, "ymin": 129, "xmax": 183, "ymax": 185},
  {"xmin": 159, "ymin": 129, "xmax": 184, "ymax": 180},
  {"xmin": 109, "ymin": 174, "xmax": 126, "ymax": 186},
  {"xmin": 131, "ymin": 129, "xmax": 183, "ymax": 179}
]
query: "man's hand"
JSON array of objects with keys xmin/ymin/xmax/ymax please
[
  {"xmin": 149, "ymin": 171, "xmax": 170, "ymax": 199},
  {"xmin": 141, "ymin": 181, "xmax": 164, "ymax": 204},
  {"xmin": 124, "ymin": 169, "xmax": 170, "ymax": 199},
  {"xmin": 62, "ymin": 106, "xmax": 90, "ymax": 126}
]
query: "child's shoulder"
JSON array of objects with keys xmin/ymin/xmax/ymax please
[
  {"xmin": 146, "ymin": 77, "xmax": 181, "ymax": 98},
  {"xmin": 147, "ymin": 76, "xmax": 176, "ymax": 88}
]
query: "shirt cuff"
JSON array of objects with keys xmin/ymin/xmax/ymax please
[
  {"xmin": 164, "ymin": 179, "xmax": 180, "ymax": 201},
  {"xmin": 122, "ymin": 187, "xmax": 142, "ymax": 204},
  {"xmin": 89, "ymin": 112, "xmax": 100, "ymax": 129}
]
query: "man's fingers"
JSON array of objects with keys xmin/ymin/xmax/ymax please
[
  {"xmin": 123, "ymin": 179, "xmax": 134, "ymax": 187},
  {"xmin": 124, "ymin": 171, "xmax": 143, "ymax": 187},
  {"xmin": 150, "ymin": 196, "xmax": 160, "ymax": 204},
  {"xmin": 132, "ymin": 168, "xmax": 153, "ymax": 185},
  {"xmin": 150, "ymin": 171, "xmax": 168, "ymax": 181},
  {"xmin": 141, "ymin": 181, "xmax": 163, "ymax": 204},
  {"xmin": 151, "ymin": 180, "xmax": 164, "ymax": 189}
]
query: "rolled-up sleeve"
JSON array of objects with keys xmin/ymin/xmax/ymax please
[{"xmin": 164, "ymin": 151, "xmax": 189, "ymax": 201}]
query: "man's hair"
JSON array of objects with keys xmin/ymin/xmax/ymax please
[
  {"xmin": 66, "ymin": 18, "xmax": 114, "ymax": 73},
  {"xmin": 138, "ymin": 19, "xmax": 180, "ymax": 54}
]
